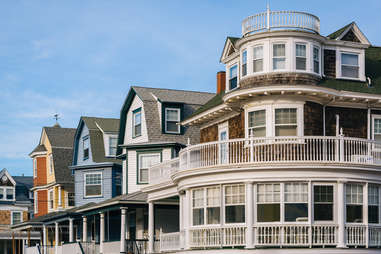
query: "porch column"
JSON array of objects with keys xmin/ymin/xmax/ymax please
[
  {"xmin": 184, "ymin": 189, "xmax": 190, "ymax": 250},
  {"xmin": 69, "ymin": 218, "xmax": 74, "ymax": 243},
  {"xmin": 83, "ymin": 216, "xmax": 88, "ymax": 242},
  {"xmin": 148, "ymin": 201, "xmax": 154, "ymax": 253},
  {"xmin": 245, "ymin": 182, "xmax": 254, "ymax": 249},
  {"xmin": 120, "ymin": 208, "xmax": 127, "ymax": 253},
  {"xmin": 337, "ymin": 181, "xmax": 347, "ymax": 248},
  {"xmin": 179, "ymin": 192, "xmax": 184, "ymax": 249},
  {"xmin": 100, "ymin": 212, "xmax": 105, "ymax": 253},
  {"xmin": 43, "ymin": 224, "xmax": 47, "ymax": 253},
  {"xmin": 55, "ymin": 222, "xmax": 59, "ymax": 252}
]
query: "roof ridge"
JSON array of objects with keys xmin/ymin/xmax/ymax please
[
  {"xmin": 327, "ymin": 22, "xmax": 355, "ymax": 39},
  {"xmin": 81, "ymin": 116, "xmax": 119, "ymax": 120},
  {"xmin": 132, "ymin": 85, "xmax": 214, "ymax": 95}
]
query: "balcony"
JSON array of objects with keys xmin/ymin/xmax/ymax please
[{"xmin": 242, "ymin": 8, "xmax": 320, "ymax": 36}]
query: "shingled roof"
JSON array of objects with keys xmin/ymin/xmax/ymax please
[{"xmin": 43, "ymin": 126, "xmax": 76, "ymax": 148}]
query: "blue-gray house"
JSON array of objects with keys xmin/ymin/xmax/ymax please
[{"xmin": 70, "ymin": 117, "xmax": 122, "ymax": 207}]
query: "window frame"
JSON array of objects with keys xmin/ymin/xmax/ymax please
[
  {"xmin": 274, "ymin": 108, "xmax": 298, "ymax": 137},
  {"xmin": 253, "ymin": 45, "xmax": 264, "ymax": 73},
  {"xmin": 34, "ymin": 191, "xmax": 38, "ymax": 214},
  {"xmin": 295, "ymin": 43, "xmax": 307, "ymax": 71},
  {"xmin": 346, "ymin": 183, "xmax": 364, "ymax": 223},
  {"xmin": 368, "ymin": 184, "xmax": 380, "ymax": 224},
  {"xmin": 257, "ymin": 183, "xmax": 281, "ymax": 223},
  {"xmin": 228, "ymin": 64, "xmax": 238, "ymax": 90},
  {"xmin": 83, "ymin": 136, "xmax": 90, "ymax": 161},
  {"xmin": 241, "ymin": 50, "xmax": 247, "ymax": 77},
  {"xmin": 340, "ymin": 52, "xmax": 360, "ymax": 79},
  {"xmin": 33, "ymin": 158, "xmax": 37, "ymax": 178},
  {"xmin": 132, "ymin": 108, "xmax": 142, "ymax": 138},
  {"xmin": 284, "ymin": 182, "xmax": 309, "ymax": 222},
  {"xmin": 313, "ymin": 183, "xmax": 335, "ymax": 222},
  {"xmin": 165, "ymin": 107, "xmax": 181, "ymax": 134},
  {"xmin": 49, "ymin": 154, "xmax": 54, "ymax": 174},
  {"xmin": 137, "ymin": 152, "xmax": 162, "ymax": 184},
  {"xmin": 224, "ymin": 184, "xmax": 246, "ymax": 224},
  {"xmin": 272, "ymin": 43, "xmax": 286, "ymax": 71},
  {"xmin": 313, "ymin": 46, "xmax": 320, "ymax": 74},
  {"xmin": 84, "ymin": 172, "xmax": 103, "ymax": 198},
  {"xmin": 108, "ymin": 136, "xmax": 118, "ymax": 156},
  {"xmin": 11, "ymin": 211, "xmax": 23, "ymax": 225},
  {"xmin": 248, "ymin": 109, "xmax": 266, "ymax": 138},
  {"xmin": 4, "ymin": 187, "xmax": 15, "ymax": 201},
  {"xmin": 48, "ymin": 189, "xmax": 54, "ymax": 211}
]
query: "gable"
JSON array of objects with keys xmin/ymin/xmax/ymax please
[
  {"xmin": 220, "ymin": 37, "xmax": 239, "ymax": 63},
  {"xmin": 328, "ymin": 22, "xmax": 370, "ymax": 45},
  {"xmin": 0, "ymin": 169, "xmax": 16, "ymax": 187}
]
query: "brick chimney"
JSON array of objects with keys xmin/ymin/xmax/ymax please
[{"xmin": 216, "ymin": 71, "xmax": 226, "ymax": 94}]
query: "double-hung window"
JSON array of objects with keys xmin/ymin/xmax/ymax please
[
  {"xmin": 229, "ymin": 65, "xmax": 238, "ymax": 90},
  {"xmin": 48, "ymin": 190, "xmax": 54, "ymax": 210},
  {"xmin": 207, "ymin": 187, "xmax": 220, "ymax": 224},
  {"xmin": 373, "ymin": 117, "xmax": 381, "ymax": 142},
  {"xmin": 346, "ymin": 184, "xmax": 363, "ymax": 223},
  {"xmin": 275, "ymin": 108, "xmax": 297, "ymax": 136},
  {"xmin": 341, "ymin": 53, "xmax": 359, "ymax": 78},
  {"xmin": 295, "ymin": 44, "xmax": 306, "ymax": 70},
  {"xmin": 257, "ymin": 183, "xmax": 280, "ymax": 222},
  {"xmin": 83, "ymin": 136, "xmax": 89, "ymax": 160},
  {"xmin": 313, "ymin": 46, "xmax": 320, "ymax": 74},
  {"xmin": 49, "ymin": 154, "xmax": 54, "ymax": 174},
  {"xmin": 224, "ymin": 184, "xmax": 245, "ymax": 223},
  {"xmin": 273, "ymin": 44, "xmax": 286, "ymax": 70},
  {"xmin": 165, "ymin": 108, "xmax": 180, "ymax": 134},
  {"xmin": 253, "ymin": 46, "xmax": 263, "ymax": 72},
  {"xmin": 34, "ymin": 192, "xmax": 38, "ymax": 213},
  {"xmin": 85, "ymin": 173, "xmax": 102, "ymax": 197},
  {"xmin": 284, "ymin": 183, "xmax": 308, "ymax": 222},
  {"xmin": 12, "ymin": 211, "xmax": 22, "ymax": 225},
  {"xmin": 6, "ymin": 188, "xmax": 14, "ymax": 200},
  {"xmin": 109, "ymin": 137, "xmax": 117, "ymax": 156},
  {"xmin": 33, "ymin": 159, "xmax": 37, "ymax": 178},
  {"xmin": 138, "ymin": 153, "xmax": 161, "ymax": 184},
  {"xmin": 192, "ymin": 189, "xmax": 204, "ymax": 226},
  {"xmin": 248, "ymin": 110, "xmax": 266, "ymax": 137},
  {"xmin": 242, "ymin": 50, "xmax": 247, "ymax": 76},
  {"xmin": 133, "ymin": 109, "xmax": 142, "ymax": 137},
  {"xmin": 314, "ymin": 185, "xmax": 333, "ymax": 221},
  {"xmin": 368, "ymin": 185, "xmax": 379, "ymax": 224}
]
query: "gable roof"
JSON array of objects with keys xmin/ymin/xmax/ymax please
[
  {"xmin": 327, "ymin": 22, "xmax": 370, "ymax": 45},
  {"xmin": 220, "ymin": 37, "xmax": 240, "ymax": 62},
  {"xmin": 0, "ymin": 168, "xmax": 16, "ymax": 186}
]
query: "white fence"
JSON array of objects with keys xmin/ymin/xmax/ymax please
[{"xmin": 242, "ymin": 9, "xmax": 320, "ymax": 36}]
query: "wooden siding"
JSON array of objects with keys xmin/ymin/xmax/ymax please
[
  {"xmin": 34, "ymin": 157, "xmax": 47, "ymax": 186},
  {"xmin": 304, "ymin": 102, "xmax": 324, "ymax": 136},
  {"xmin": 124, "ymin": 95, "xmax": 149, "ymax": 144},
  {"xmin": 35, "ymin": 189, "xmax": 48, "ymax": 217}
]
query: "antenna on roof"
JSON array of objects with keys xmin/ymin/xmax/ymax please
[{"xmin": 53, "ymin": 113, "xmax": 61, "ymax": 127}]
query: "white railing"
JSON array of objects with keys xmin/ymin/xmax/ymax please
[
  {"xmin": 242, "ymin": 9, "xmax": 320, "ymax": 36},
  {"xmin": 346, "ymin": 225, "xmax": 366, "ymax": 246},
  {"xmin": 255, "ymin": 224, "xmax": 337, "ymax": 247},
  {"xmin": 149, "ymin": 158, "xmax": 179, "ymax": 185},
  {"xmin": 369, "ymin": 226, "xmax": 381, "ymax": 247},
  {"xmin": 189, "ymin": 226, "xmax": 246, "ymax": 248},
  {"xmin": 160, "ymin": 231, "xmax": 181, "ymax": 252}
]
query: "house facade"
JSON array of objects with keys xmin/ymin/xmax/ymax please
[{"xmin": 143, "ymin": 8, "xmax": 381, "ymax": 254}]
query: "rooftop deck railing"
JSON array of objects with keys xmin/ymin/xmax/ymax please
[
  {"xmin": 242, "ymin": 9, "xmax": 320, "ymax": 36},
  {"xmin": 149, "ymin": 136, "xmax": 381, "ymax": 186}
]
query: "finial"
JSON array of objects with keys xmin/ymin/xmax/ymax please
[{"xmin": 53, "ymin": 113, "xmax": 61, "ymax": 127}]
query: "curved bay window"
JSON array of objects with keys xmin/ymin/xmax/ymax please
[
  {"xmin": 314, "ymin": 185, "xmax": 334, "ymax": 221},
  {"xmin": 257, "ymin": 183, "xmax": 280, "ymax": 222},
  {"xmin": 346, "ymin": 184, "xmax": 363, "ymax": 223},
  {"xmin": 368, "ymin": 185, "xmax": 379, "ymax": 224},
  {"xmin": 248, "ymin": 110, "xmax": 266, "ymax": 137},
  {"xmin": 284, "ymin": 183, "xmax": 308, "ymax": 222},
  {"xmin": 275, "ymin": 108, "xmax": 297, "ymax": 136},
  {"xmin": 224, "ymin": 184, "xmax": 245, "ymax": 223}
]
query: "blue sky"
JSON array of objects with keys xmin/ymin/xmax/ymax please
[{"xmin": 1, "ymin": 0, "xmax": 380, "ymax": 176}]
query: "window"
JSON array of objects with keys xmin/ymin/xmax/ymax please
[
  {"xmin": 295, "ymin": 44, "xmax": 306, "ymax": 70},
  {"xmin": 253, "ymin": 46, "xmax": 263, "ymax": 72},
  {"xmin": 109, "ymin": 136, "xmax": 117, "ymax": 156},
  {"xmin": 0, "ymin": 189, "xmax": 3, "ymax": 199},
  {"xmin": 284, "ymin": 183, "xmax": 308, "ymax": 222},
  {"xmin": 192, "ymin": 189, "xmax": 204, "ymax": 226},
  {"xmin": 229, "ymin": 65, "xmax": 238, "ymax": 90},
  {"xmin": 34, "ymin": 192, "xmax": 38, "ymax": 213},
  {"xmin": 257, "ymin": 183, "xmax": 280, "ymax": 222},
  {"xmin": 133, "ymin": 109, "xmax": 142, "ymax": 137},
  {"xmin": 346, "ymin": 184, "xmax": 363, "ymax": 223},
  {"xmin": 33, "ymin": 159, "xmax": 37, "ymax": 178},
  {"xmin": 68, "ymin": 193, "xmax": 75, "ymax": 207},
  {"xmin": 275, "ymin": 108, "xmax": 297, "ymax": 136},
  {"xmin": 373, "ymin": 117, "xmax": 381, "ymax": 142},
  {"xmin": 341, "ymin": 53, "xmax": 359, "ymax": 78},
  {"xmin": 314, "ymin": 185, "xmax": 333, "ymax": 221},
  {"xmin": 85, "ymin": 173, "xmax": 102, "ymax": 197},
  {"xmin": 242, "ymin": 50, "xmax": 247, "ymax": 76},
  {"xmin": 313, "ymin": 47, "xmax": 320, "ymax": 74},
  {"xmin": 368, "ymin": 185, "xmax": 379, "ymax": 224},
  {"xmin": 165, "ymin": 108, "xmax": 180, "ymax": 134},
  {"xmin": 12, "ymin": 212, "xmax": 22, "ymax": 225},
  {"xmin": 49, "ymin": 154, "xmax": 53, "ymax": 174},
  {"xmin": 48, "ymin": 190, "xmax": 54, "ymax": 210},
  {"xmin": 248, "ymin": 110, "xmax": 266, "ymax": 137},
  {"xmin": 273, "ymin": 44, "xmax": 286, "ymax": 70},
  {"xmin": 83, "ymin": 136, "xmax": 89, "ymax": 160},
  {"xmin": 138, "ymin": 153, "xmax": 161, "ymax": 184},
  {"xmin": 207, "ymin": 187, "xmax": 220, "ymax": 224},
  {"xmin": 6, "ymin": 188, "xmax": 14, "ymax": 200},
  {"xmin": 224, "ymin": 184, "xmax": 245, "ymax": 223}
]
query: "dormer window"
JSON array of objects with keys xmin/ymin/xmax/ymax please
[
  {"xmin": 242, "ymin": 50, "xmax": 247, "ymax": 76},
  {"xmin": 273, "ymin": 44, "xmax": 286, "ymax": 70},
  {"xmin": 229, "ymin": 65, "xmax": 238, "ymax": 90},
  {"xmin": 253, "ymin": 46, "xmax": 263, "ymax": 73},
  {"xmin": 165, "ymin": 108, "xmax": 180, "ymax": 134},
  {"xmin": 109, "ymin": 137, "xmax": 117, "ymax": 156},
  {"xmin": 295, "ymin": 44, "xmax": 306, "ymax": 70},
  {"xmin": 83, "ymin": 136, "xmax": 89, "ymax": 160},
  {"xmin": 133, "ymin": 108, "xmax": 142, "ymax": 138},
  {"xmin": 313, "ymin": 46, "xmax": 320, "ymax": 74},
  {"xmin": 341, "ymin": 53, "xmax": 359, "ymax": 78}
]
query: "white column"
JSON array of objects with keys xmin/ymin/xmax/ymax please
[
  {"xmin": 364, "ymin": 183, "xmax": 369, "ymax": 248},
  {"xmin": 120, "ymin": 208, "xmax": 127, "ymax": 253},
  {"xmin": 100, "ymin": 212, "xmax": 105, "ymax": 253},
  {"xmin": 148, "ymin": 202, "xmax": 154, "ymax": 253},
  {"xmin": 337, "ymin": 181, "xmax": 347, "ymax": 248},
  {"xmin": 43, "ymin": 225, "xmax": 47, "ymax": 253},
  {"xmin": 83, "ymin": 216, "xmax": 87, "ymax": 242},
  {"xmin": 184, "ymin": 189, "xmax": 190, "ymax": 250},
  {"xmin": 69, "ymin": 218, "xmax": 74, "ymax": 243},
  {"xmin": 245, "ymin": 182, "xmax": 254, "ymax": 249},
  {"xmin": 179, "ymin": 193, "xmax": 184, "ymax": 249},
  {"xmin": 55, "ymin": 222, "xmax": 59, "ymax": 252}
]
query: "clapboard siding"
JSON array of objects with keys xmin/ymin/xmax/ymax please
[
  {"xmin": 76, "ymin": 124, "xmax": 93, "ymax": 166},
  {"xmin": 124, "ymin": 96, "xmax": 149, "ymax": 144}
]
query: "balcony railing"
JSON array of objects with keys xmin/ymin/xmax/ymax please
[
  {"xmin": 242, "ymin": 9, "xmax": 320, "ymax": 36},
  {"xmin": 149, "ymin": 158, "xmax": 179, "ymax": 185}
]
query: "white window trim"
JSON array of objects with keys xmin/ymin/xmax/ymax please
[
  {"xmin": 336, "ymin": 49, "xmax": 365, "ymax": 81},
  {"xmin": 223, "ymin": 184, "xmax": 246, "ymax": 225},
  {"xmin": 108, "ymin": 136, "xmax": 118, "ymax": 157},
  {"xmin": 48, "ymin": 189, "xmax": 54, "ymax": 212},
  {"xmin": 83, "ymin": 136, "xmax": 90, "ymax": 160},
  {"xmin": 312, "ymin": 183, "xmax": 336, "ymax": 223},
  {"xmin": 253, "ymin": 44, "xmax": 264, "ymax": 74},
  {"xmin": 241, "ymin": 49, "xmax": 247, "ymax": 77},
  {"xmin": 272, "ymin": 42, "xmax": 287, "ymax": 71},
  {"xmin": 33, "ymin": 158, "xmax": 37, "ymax": 178},
  {"xmin": 295, "ymin": 42, "xmax": 308, "ymax": 72},
  {"xmin": 34, "ymin": 191, "xmax": 38, "ymax": 214},
  {"xmin": 0, "ymin": 187, "xmax": 16, "ymax": 201},
  {"xmin": 226, "ymin": 62, "xmax": 239, "ymax": 92},
  {"xmin": 371, "ymin": 114, "xmax": 381, "ymax": 141},
  {"xmin": 138, "ymin": 153, "xmax": 161, "ymax": 184},
  {"xmin": 84, "ymin": 172, "xmax": 103, "ymax": 198},
  {"xmin": 165, "ymin": 108, "xmax": 181, "ymax": 134},
  {"xmin": 49, "ymin": 154, "xmax": 54, "ymax": 174},
  {"xmin": 312, "ymin": 45, "xmax": 321, "ymax": 75},
  {"xmin": 132, "ymin": 110, "xmax": 142, "ymax": 138},
  {"xmin": 11, "ymin": 211, "xmax": 23, "ymax": 225}
]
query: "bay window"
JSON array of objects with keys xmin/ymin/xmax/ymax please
[
  {"xmin": 295, "ymin": 44, "xmax": 306, "ymax": 70},
  {"xmin": 138, "ymin": 153, "xmax": 161, "ymax": 184},
  {"xmin": 368, "ymin": 185, "xmax": 379, "ymax": 224},
  {"xmin": 314, "ymin": 185, "xmax": 333, "ymax": 221},
  {"xmin": 85, "ymin": 173, "xmax": 102, "ymax": 197},
  {"xmin": 313, "ymin": 46, "xmax": 320, "ymax": 74},
  {"xmin": 242, "ymin": 50, "xmax": 247, "ymax": 76},
  {"xmin": 257, "ymin": 183, "xmax": 280, "ymax": 222},
  {"xmin": 253, "ymin": 45, "xmax": 263, "ymax": 72},
  {"xmin": 273, "ymin": 44, "xmax": 286, "ymax": 70},
  {"xmin": 248, "ymin": 110, "xmax": 266, "ymax": 137},
  {"xmin": 165, "ymin": 108, "xmax": 180, "ymax": 134},
  {"xmin": 346, "ymin": 184, "xmax": 363, "ymax": 223},
  {"xmin": 284, "ymin": 183, "xmax": 308, "ymax": 222},
  {"xmin": 192, "ymin": 189, "xmax": 204, "ymax": 226},
  {"xmin": 341, "ymin": 53, "xmax": 359, "ymax": 78},
  {"xmin": 275, "ymin": 108, "xmax": 297, "ymax": 136},
  {"xmin": 224, "ymin": 184, "xmax": 245, "ymax": 223},
  {"xmin": 229, "ymin": 65, "xmax": 238, "ymax": 90}
]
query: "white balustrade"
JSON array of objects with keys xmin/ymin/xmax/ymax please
[
  {"xmin": 189, "ymin": 226, "xmax": 246, "ymax": 248},
  {"xmin": 346, "ymin": 225, "xmax": 366, "ymax": 246},
  {"xmin": 149, "ymin": 158, "xmax": 179, "ymax": 185},
  {"xmin": 242, "ymin": 9, "xmax": 320, "ymax": 36},
  {"xmin": 160, "ymin": 231, "xmax": 181, "ymax": 252},
  {"xmin": 369, "ymin": 226, "xmax": 381, "ymax": 247}
]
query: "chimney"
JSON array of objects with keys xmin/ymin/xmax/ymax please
[{"xmin": 216, "ymin": 71, "xmax": 226, "ymax": 94}]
